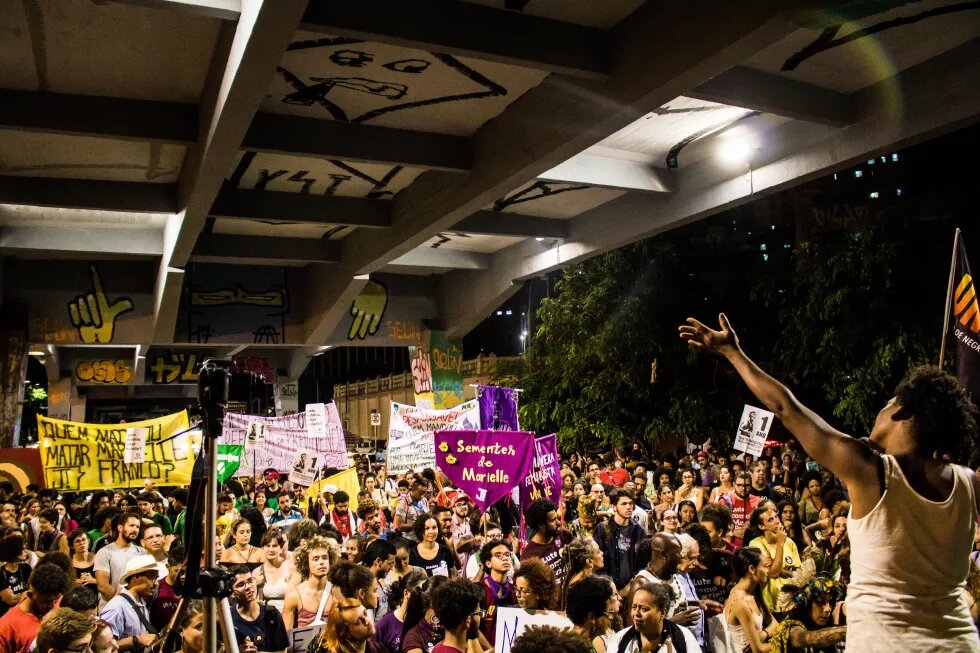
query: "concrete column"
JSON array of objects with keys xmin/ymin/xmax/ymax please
[{"xmin": 0, "ymin": 331, "xmax": 27, "ymax": 448}]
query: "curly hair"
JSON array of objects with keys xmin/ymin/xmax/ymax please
[
  {"xmin": 893, "ymin": 365, "xmax": 978, "ymax": 462},
  {"xmin": 559, "ymin": 537, "xmax": 597, "ymax": 609},
  {"xmin": 513, "ymin": 557, "xmax": 556, "ymax": 609},
  {"xmin": 411, "ymin": 513, "xmax": 438, "ymax": 542},
  {"xmin": 524, "ymin": 499, "xmax": 556, "ymax": 532},
  {"xmin": 356, "ymin": 498, "xmax": 380, "ymax": 520},
  {"xmin": 576, "ymin": 494, "xmax": 597, "ymax": 522},
  {"xmin": 293, "ymin": 535, "xmax": 340, "ymax": 580},
  {"xmin": 285, "ymin": 518, "xmax": 319, "ymax": 551},
  {"xmin": 431, "ymin": 578, "xmax": 484, "ymax": 630},
  {"xmin": 510, "ymin": 626, "xmax": 590, "ymax": 653}
]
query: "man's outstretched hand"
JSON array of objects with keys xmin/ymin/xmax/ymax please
[{"xmin": 678, "ymin": 313, "xmax": 739, "ymax": 356}]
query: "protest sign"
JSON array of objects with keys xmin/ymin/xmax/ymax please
[
  {"xmin": 477, "ymin": 385, "xmax": 520, "ymax": 430},
  {"xmin": 216, "ymin": 444, "xmax": 244, "ymax": 483},
  {"xmin": 123, "ymin": 427, "xmax": 146, "ymax": 464},
  {"xmin": 305, "ymin": 403, "xmax": 328, "ymax": 438},
  {"xmin": 290, "ymin": 450, "xmax": 320, "ymax": 486},
  {"xmin": 733, "ymin": 404, "xmax": 774, "ymax": 457},
  {"xmin": 495, "ymin": 607, "xmax": 572, "ymax": 653},
  {"xmin": 519, "ymin": 434, "xmax": 561, "ymax": 508},
  {"xmin": 245, "ymin": 421, "xmax": 266, "ymax": 450},
  {"xmin": 222, "ymin": 409, "xmax": 348, "ymax": 477},
  {"xmin": 387, "ymin": 399, "xmax": 479, "ymax": 475},
  {"xmin": 288, "ymin": 624, "xmax": 324, "ymax": 653},
  {"xmin": 38, "ymin": 412, "xmax": 193, "ymax": 491},
  {"xmin": 435, "ymin": 430, "xmax": 535, "ymax": 512}
]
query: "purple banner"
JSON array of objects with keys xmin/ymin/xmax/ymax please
[
  {"xmin": 477, "ymin": 385, "xmax": 520, "ymax": 430},
  {"xmin": 519, "ymin": 434, "xmax": 561, "ymax": 508},
  {"xmin": 434, "ymin": 430, "xmax": 534, "ymax": 513}
]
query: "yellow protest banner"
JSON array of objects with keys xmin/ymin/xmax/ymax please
[
  {"xmin": 38, "ymin": 411, "xmax": 194, "ymax": 491},
  {"xmin": 308, "ymin": 467, "xmax": 361, "ymax": 513}
]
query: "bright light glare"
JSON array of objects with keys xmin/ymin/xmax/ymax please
[{"xmin": 717, "ymin": 137, "xmax": 754, "ymax": 165}]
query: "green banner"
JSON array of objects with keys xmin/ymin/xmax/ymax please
[{"xmin": 217, "ymin": 444, "xmax": 244, "ymax": 483}]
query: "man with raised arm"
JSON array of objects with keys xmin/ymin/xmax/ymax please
[{"xmin": 680, "ymin": 313, "xmax": 980, "ymax": 651}]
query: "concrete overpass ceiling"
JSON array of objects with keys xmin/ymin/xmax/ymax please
[{"xmin": 1, "ymin": 0, "xmax": 978, "ymax": 376}]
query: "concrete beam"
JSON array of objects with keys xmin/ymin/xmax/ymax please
[
  {"xmin": 452, "ymin": 210, "xmax": 569, "ymax": 239},
  {"xmin": 106, "ymin": 0, "xmax": 241, "ymax": 20},
  {"xmin": 439, "ymin": 39, "xmax": 980, "ymax": 338},
  {"xmin": 300, "ymin": 0, "xmax": 610, "ymax": 79},
  {"xmin": 210, "ymin": 187, "xmax": 391, "ymax": 227},
  {"xmin": 44, "ymin": 345, "xmax": 60, "ymax": 383},
  {"xmin": 0, "ymin": 89, "xmax": 198, "ymax": 144},
  {"xmin": 0, "ymin": 227, "xmax": 163, "ymax": 258},
  {"xmin": 690, "ymin": 65, "xmax": 857, "ymax": 128},
  {"xmin": 539, "ymin": 151, "xmax": 673, "ymax": 193},
  {"xmin": 245, "ymin": 113, "xmax": 473, "ymax": 172},
  {"xmin": 0, "ymin": 177, "xmax": 176, "ymax": 212},
  {"xmin": 153, "ymin": 0, "xmax": 308, "ymax": 343},
  {"xmin": 192, "ymin": 233, "xmax": 341, "ymax": 263},
  {"xmin": 389, "ymin": 248, "xmax": 490, "ymax": 271},
  {"xmin": 304, "ymin": 2, "xmax": 799, "ymax": 342}
]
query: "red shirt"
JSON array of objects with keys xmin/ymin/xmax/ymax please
[
  {"xmin": 432, "ymin": 645, "xmax": 465, "ymax": 653},
  {"xmin": 0, "ymin": 604, "xmax": 41, "ymax": 653},
  {"xmin": 726, "ymin": 494, "xmax": 762, "ymax": 546},
  {"xmin": 599, "ymin": 467, "xmax": 630, "ymax": 487}
]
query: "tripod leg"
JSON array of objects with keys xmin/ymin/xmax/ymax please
[
  {"xmin": 151, "ymin": 597, "xmax": 189, "ymax": 653},
  {"xmin": 217, "ymin": 597, "xmax": 240, "ymax": 653}
]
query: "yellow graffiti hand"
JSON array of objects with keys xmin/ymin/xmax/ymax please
[
  {"xmin": 68, "ymin": 266, "xmax": 134, "ymax": 344},
  {"xmin": 348, "ymin": 280, "xmax": 387, "ymax": 340}
]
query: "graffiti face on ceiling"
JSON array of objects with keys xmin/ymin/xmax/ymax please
[{"xmin": 277, "ymin": 37, "xmax": 508, "ymax": 125}]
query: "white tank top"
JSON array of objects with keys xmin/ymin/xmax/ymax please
[{"xmin": 846, "ymin": 454, "xmax": 980, "ymax": 651}]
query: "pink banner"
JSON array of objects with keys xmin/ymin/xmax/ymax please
[{"xmin": 434, "ymin": 430, "xmax": 535, "ymax": 513}]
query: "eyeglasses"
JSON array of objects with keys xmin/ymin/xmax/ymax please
[
  {"xmin": 734, "ymin": 484, "xmax": 748, "ymax": 488},
  {"xmin": 233, "ymin": 577, "xmax": 256, "ymax": 590},
  {"xmin": 662, "ymin": 515, "xmax": 678, "ymax": 521},
  {"xmin": 513, "ymin": 587, "xmax": 531, "ymax": 596},
  {"xmin": 491, "ymin": 552, "xmax": 511, "ymax": 560},
  {"xmin": 60, "ymin": 644, "xmax": 92, "ymax": 653},
  {"xmin": 471, "ymin": 609, "xmax": 486, "ymax": 618}
]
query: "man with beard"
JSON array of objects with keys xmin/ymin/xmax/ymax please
[
  {"xmin": 593, "ymin": 489, "xmax": 646, "ymax": 591},
  {"xmin": 723, "ymin": 472, "xmax": 761, "ymax": 547},
  {"xmin": 0, "ymin": 565, "xmax": 69, "ymax": 653},
  {"xmin": 431, "ymin": 506, "xmax": 458, "ymax": 561},
  {"xmin": 94, "ymin": 513, "xmax": 146, "ymax": 603},
  {"xmin": 520, "ymin": 499, "xmax": 572, "ymax": 587},
  {"xmin": 430, "ymin": 579, "xmax": 485, "ymax": 653},
  {"xmin": 361, "ymin": 539, "xmax": 396, "ymax": 619},
  {"xmin": 136, "ymin": 493, "xmax": 171, "ymax": 536},
  {"xmin": 326, "ymin": 491, "xmax": 358, "ymax": 543},
  {"xmin": 99, "ymin": 555, "xmax": 160, "ymax": 652},
  {"xmin": 477, "ymin": 540, "xmax": 516, "ymax": 641},
  {"xmin": 267, "ymin": 492, "xmax": 303, "ymax": 531},
  {"xmin": 228, "ymin": 565, "xmax": 288, "ymax": 653},
  {"xmin": 749, "ymin": 461, "xmax": 779, "ymax": 503},
  {"xmin": 449, "ymin": 494, "xmax": 479, "ymax": 569},
  {"xmin": 356, "ymin": 499, "xmax": 386, "ymax": 539}
]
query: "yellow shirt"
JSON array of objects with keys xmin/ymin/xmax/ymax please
[{"xmin": 748, "ymin": 535, "xmax": 801, "ymax": 612}]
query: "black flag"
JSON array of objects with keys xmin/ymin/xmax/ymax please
[{"xmin": 948, "ymin": 234, "xmax": 980, "ymax": 401}]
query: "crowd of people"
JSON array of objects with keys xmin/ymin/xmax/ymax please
[
  {"xmin": 1, "ymin": 316, "xmax": 978, "ymax": 653},
  {"xmin": 0, "ymin": 429, "xmax": 969, "ymax": 653}
]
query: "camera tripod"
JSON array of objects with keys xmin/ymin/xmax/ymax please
[{"xmin": 155, "ymin": 359, "xmax": 268, "ymax": 653}]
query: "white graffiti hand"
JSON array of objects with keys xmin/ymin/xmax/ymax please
[
  {"xmin": 68, "ymin": 265, "xmax": 134, "ymax": 344},
  {"xmin": 348, "ymin": 280, "xmax": 387, "ymax": 340}
]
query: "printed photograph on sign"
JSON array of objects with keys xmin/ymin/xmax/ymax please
[
  {"xmin": 246, "ymin": 421, "xmax": 266, "ymax": 449},
  {"xmin": 733, "ymin": 404, "xmax": 775, "ymax": 457},
  {"xmin": 290, "ymin": 449, "xmax": 320, "ymax": 487}
]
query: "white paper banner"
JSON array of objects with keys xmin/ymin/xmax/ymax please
[
  {"xmin": 222, "ymin": 408, "xmax": 348, "ymax": 477},
  {"xmin": 733, "ymin": 404, "xmax": 774, "ymax": 457},
  {"xmin": 495, "ymin": 607, "xmax": 572, "ymax": 653},
  {"xmin": 305, "ymin": 403, "xmax": 328, "ymax": 439},
  {"xmin": 387, "ymin": 399, "xmax": 479, "ymax": 475},
  {"xmin": 245, "ymin": 421, "xmax": 266, "ymax": 450}
]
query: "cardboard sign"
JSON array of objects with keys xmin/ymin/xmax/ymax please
[
  {"xmin": 734, "ymin": 404, "xmax": 774, "ymax": 457},
  {"xmin": 288, "ymin": 624, "xmax": 324, "ymax": 653},
  {"xmin": 290, "ymin": 450, "xmax": 319, "ymax": 487},
  {"xmin": 124, "ymin": 427, "xmax": 147, "ymax": 464},
  {"xmin": 305, "ymin": 403, "xmax": 328, "ymax": 438},
  {"xmin": 494, "ymin": 607, "xmax": 571, "ymax": 653},
  {"xmin": 245, "ymin": 421, "xmax": 266, "ymax": 450}
]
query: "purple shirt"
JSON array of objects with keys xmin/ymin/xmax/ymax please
[{"xmin": 373, "ymin": 610, "xmax": 403, "ymax": 653}]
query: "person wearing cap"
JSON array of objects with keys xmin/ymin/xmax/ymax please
[
  {"xmin": 256, "ymin": 470, "xmax": 282, "ymax": 511},
  {"xmin": 99, "ymin": 554, "xmax": 159, "ymax": 653}
]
